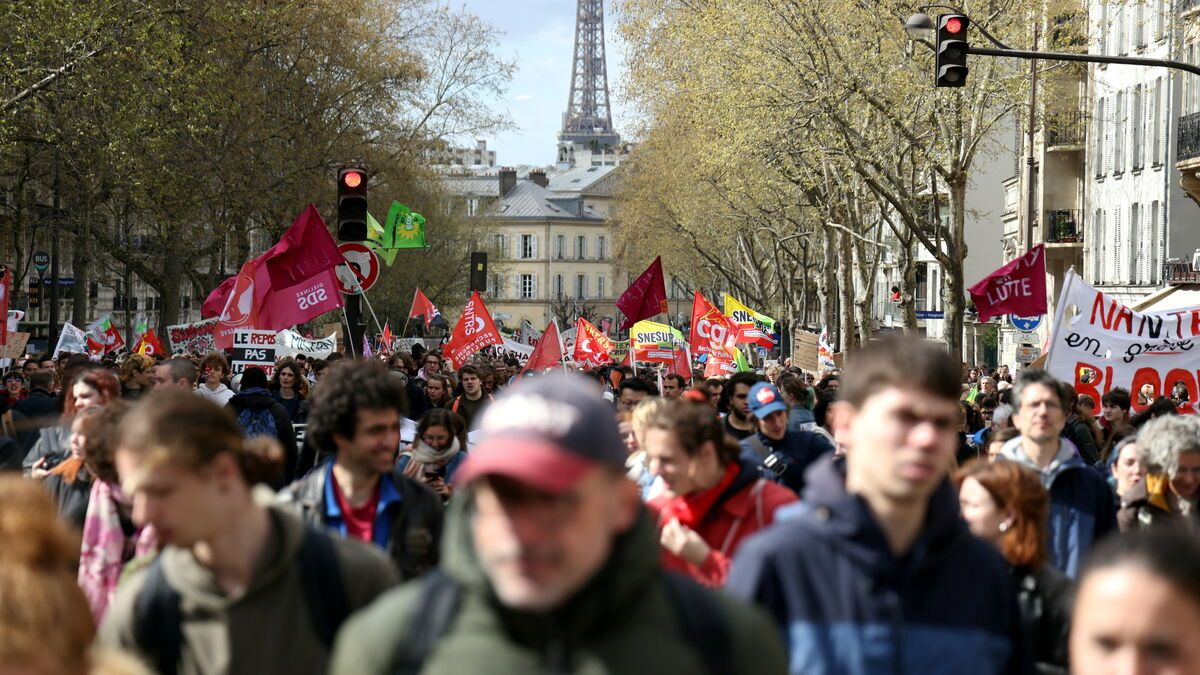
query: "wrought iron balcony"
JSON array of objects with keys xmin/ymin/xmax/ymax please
[
  {"xmin": 1045, "ymin": 111, "xmax": 1087, "ymax": 148},
  {"xmin": 1179, "ymin": 112, "xmax": 1200, "ymax": 163},
  {"xmin": 1164, "ymin": 259, "xmax": 1200, "ymax": 284},
  {"xmin": 1045, "ymin": 209, "xmax": 1083, "ymax": 244}
]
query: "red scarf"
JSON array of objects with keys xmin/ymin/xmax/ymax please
[{"xmin": 659, "ymin": 462, "xmax": 740, "ymax": 528}]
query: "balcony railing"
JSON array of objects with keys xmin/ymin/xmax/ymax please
[
  {"xmin": 1164, "ymin": 259, "xmax": 1200, "ymax": 285},
  {"xmin": 1182, "ymin": 0, "xmax": 1200, "ymax": 15},
  {"xmin": 1045, "ymin": 209, "xmax": 1083, "ymax": 244},
  {"xmin": 1179, "ymin": 112, "xmax": 1200, "ymax": 163},
  {"xmin": 1045, "ymin": 111, "xmax": 1087, "ymax": 148}
]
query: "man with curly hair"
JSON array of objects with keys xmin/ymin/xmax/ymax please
[{"xmin": 278, "ymin": 360, "xmax": 443, "ymax": 579}]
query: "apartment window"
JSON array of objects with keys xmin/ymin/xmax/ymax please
[
  {"xmin": 555, "ymin": 234, "xmax": 565, "ymax": 260},
  {"xmin": 494, "ymin": 234, "xmax": 507, "ymax": 258},
  {"xmin": 575, "ymin": 274, "xmax": 587, "ymax": 299},
  {"xmin": 1115, "ymin": 3, "xmax": 1126, "ymax": 55},
  {"xmin": 1092, "ymin": 208, "xmax": 1104, "ymax": 283},
  {"xmin": 1098, "ymin": 1, "xmax": 1108, "ymax": 55},
  {"xmin": 1113, "ymin": 90, "xmax": 1125, "ymax": 174},
  {"xmin": 1111, "ymin": 208, "xmax": 1123, "ymax": 283},
  {"xmin": 554, "ymin": 274, "xmax": 564, "ymax": 299},
  {"xmin": 519, "ymin": 274, "xmax": 537, "ymax": 300},
  {"xmin": 1094, "ymin": 98, "xmax": 1106, "ymax": 177},
  {"xmin": 467, "ymin": 198, "xmax": 479, "ymax": 217},
  {"xmin": 520, "ymin": 234, "xmax": 537, "ymax": 259},
  {"xmin": 1129, "ymin": 203, "xmax": 1141, "ymax": 284},
  {"xmin": 576, "ymin": 235, "xmax": 587, "ymax": 260},
  {"xmin": 597, "ymin": 235, "xmax": 607, "ymax": 260},
  {"xmin": 597, "ymin": 275, "xmax": 606, "ymax": 299},
  {"xmin": 1135, "ymin": 0, "xmax": 1145, "ymax": 49},
  {"xmin": 1150, "ymin": 201, "xmax": 1161, "ymax": 283},
  {"xmin": 488, "ymin": 273, "xmax": 504, "ymax": 298},
  {"xmin": 1156, "ymin": 0, "xmax": 1167, "ymax": 41},
  {"xmin": 1133, "ymin": 85, "xmax": 1144, "ymax": 170},
  {"xmin": 1151, "ymin": 79, "xmax": 1161, "ymax": 165}
]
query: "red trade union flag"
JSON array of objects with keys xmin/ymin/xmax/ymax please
[
  {"xmin": 617, "ymin": 256, "xmax": 668, "ymax": 329},
  {"xmin": 669, "ymin": 343, "xmax": 692, "ymax": 379},
  {"xmin": 265, "ymin": 205, "xmax": 344, "ymax": 289},
  {"xmin": 444, "ymin": 291, "xmax": 503, "ymax": 369},
  {"xmin": 522, "ymin": 321, "xmax": 564, "ymax": 374},
  {"xmin": 969, "ymin": 245, "xmax": 1047, "ymax": 323},
  {"xmin": 573, "ymin": 318, "xmax": 615, "ymax": 368},
  {"xmin": 201, "ymin": 274, "xmax": 237, "ymax": 319},
  {"xmin": 0, "ymin": 266, "xmax": 10, "ymax": 346},
  {"xmin": 133, "ymin": 329, "xmax": 165, "ymax": 356},
  {"xmin": 409, "ymin": 288, "xmax": 442, "ymax": 330},
  {"xmin": 381, "ymin": 322, "xmax": 394, "ymax": 353},
  {"xmin": 704, "ymin": 353, "xmax": 737, "ymax": 378},
  {"xmin": 689, "ymin": 291, "xmax": 737, "ymax": 357}
]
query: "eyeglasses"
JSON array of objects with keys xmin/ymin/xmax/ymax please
[{"xmin": 422, "ymin": 433, "xmax": 451, "ymax": 445}]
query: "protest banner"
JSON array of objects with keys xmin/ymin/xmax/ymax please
[
  {"xmin": 0, "ymin": 332, "xmax": 30, "ymax": 360},
  {"xmin": 53, "ymin": 323, "xmax": 88, "ymax": 358},
  {"xmin": 275, "ymin": 329, "xmax": 337, "ymax": 359},
  {"xmin": 723, "ymin": 294, "xmax": 777, "ymax": 349},
  {"xmin": 499, "ymin": 337, "xmax": 534, "ymax": 364},
  {"xmin": 168, "ymin": 318, "xmax": 218, "ymax": 354},
  {"xmin": 1046, "ymin": 270, "xmax": 1200, "ymax": 413},
  {"xmin": 631, "ymin": 320, "xmax": 686, "ymax": 363},
  {"xmin": 968, "ymin": 245, "xmax": 1047, "ymax": 322},
  {"xmin": 444, "ymin": 291, "xmax": 503, "ymax": 369},
  {"xmin": 231, "ymin": 329, "xmax": 277, "ymax": 376},
  {"xmin": 608, "ymin": 340, "xmax": 630, "ymax": 365}
]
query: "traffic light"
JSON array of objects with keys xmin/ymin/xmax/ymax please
[
  {"xmin": 337, "ymin": 166, "xmax": 368, "ymax": 242},
  {"xmin": 935, "ymin": 14, "xmax": 969, "ymax": 88},
  {"xmin": 27, "ymin": 277, "xmax": 40, "ymax": 308}
]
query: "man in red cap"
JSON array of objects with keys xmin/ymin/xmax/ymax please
[{"xmin": 330, "ymin": 375, "xmax": 787, "ymax": 674}]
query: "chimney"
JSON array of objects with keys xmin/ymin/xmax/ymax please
[
  {"xmin": 529, "ymin": 169, "xmax": 549, "ymax": 188},
  {"xmin": 499, "ymin": 167, "xmax": 517, "ymax": 196}
]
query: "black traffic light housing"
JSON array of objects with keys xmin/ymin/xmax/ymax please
[
  {"xmin": 337, "ymin": 166, "xmax": 369, "ymax": 242},
  {"xmin": 935, "ymin": 14, "xmax": 970, "ymax": 87}
]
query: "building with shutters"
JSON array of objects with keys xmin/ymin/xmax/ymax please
[{"xmin": 440, "ymin": 166, "xmax": 629, "ymax": 332}]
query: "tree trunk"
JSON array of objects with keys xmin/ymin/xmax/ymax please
[
  {"xmin": 70, "ymin": 216, "xmax": 89, "ymax": 328},
  {"xmin": 838, "ymin": 230, "xmax": 856, "ymax": 352},
  {"xmin": 157, "ymin": 259, "xmax": 185, "ymax": 335},
  {"xmin": 820, "ymin": 227, "xmax": 837, "ymax": 338},
  {"xmin": 943, "ymin": 179, "xmax": 968, "ymax": 363},
  {"xmin": 901, "ymin": 238, "xmax": 918, "ymax": 330}
]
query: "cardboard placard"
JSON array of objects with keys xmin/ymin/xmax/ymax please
[
  {"xmin": 0, "ymin": 332, "xmax": 31, "ymax": 359},
  {"xmin": 791, "ymin": 330, "xmax": 820, "ymax": 372}
]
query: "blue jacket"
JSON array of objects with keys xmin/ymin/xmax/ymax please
[
  {"xmin": 998, "ymin": 437, "xmax": 1117, "ymax": 577},
  {"xmin": 396, "ymin": 450, "xmax": 467, "ymax": 484},
  {"xmin": 728, "ymin": 457, "xmax": 1030, "ymax": 675},
  {"xmin": 739, "ymin": 429, "xmax": 835, "ymax": 495},
  {"xmin": 786, "ymin": 405, "xmax": 815, "ymax": 433}
]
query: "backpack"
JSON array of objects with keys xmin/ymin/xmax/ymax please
[
  {"xmin": 387, "ymin": 569, "xmax": 733, "ymax": 675},
  {"xmin": 132, "ymin": 527, "xmax": 349, "ymax": 675},
  {"xmin": 237, "ymin": 406, "xmax": 278, "ymax": 440}
]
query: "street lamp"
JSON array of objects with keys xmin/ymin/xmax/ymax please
[{"xmin": 904, "ymin": 13, "xmax": 934, "ymax": 41}]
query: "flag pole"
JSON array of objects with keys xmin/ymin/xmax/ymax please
[
  {"xmin": 340, "ymin": 305, "xmax": 357, "ymax": 358},
  {"xmin": 554, "ymin": 319, "xmax": 568, "ymax": 373}
]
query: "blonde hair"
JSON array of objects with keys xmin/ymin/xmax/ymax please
[
  {"xmin": 630, "ymin": 396, "xmax": 670, "ymax": 446},
  {"xmin": 0, "ymin": 476, "xmax": 95, "ymax": 675},
  {"xmin": 118, "ymin": 354, "xmax": 154, "ymax": 384}
]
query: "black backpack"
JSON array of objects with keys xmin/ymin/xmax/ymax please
[
  {"xmin": 132, "ymin": 527, "xmax": 350, "ymax": 675},
  {"xmin": 388, "ymin": 569, "xmax": 734, "ymax": 675}
]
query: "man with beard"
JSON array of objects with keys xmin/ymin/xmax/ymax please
[
  {"xmin": 329, "ymin": 376, "xmax": 787, "ymax": 674},
  {"xmin": 721, "ymin": 373, "xmax": 761, "ymax": 441}
]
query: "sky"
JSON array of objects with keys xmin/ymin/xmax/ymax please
[{"xmin": 458, "ymin": 0, "xmax": 631, "ymax": 167}]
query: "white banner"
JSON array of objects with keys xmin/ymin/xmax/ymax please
[
  {"xmin": 275, "ymin": 329, "xmax": 337, "ymax": 359},
  {"xmin": 1047, "ymin": 271, "xmax": 1200, "ymax": 413},
  {"xmin": 53, "ymin": 322, "xmax": 88, "ymax": 358}
]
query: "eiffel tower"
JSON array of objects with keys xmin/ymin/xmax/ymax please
[{"xmin": 557, "ymin": 0, "xmax": 621, "ymax": 168}]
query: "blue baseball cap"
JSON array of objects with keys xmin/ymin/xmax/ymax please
[{"xmin": 748, "ymin": 381, "xmax": 788, "ymax": 419}]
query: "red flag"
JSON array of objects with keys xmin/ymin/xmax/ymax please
[
  {"xmin": 669, "ymin": 343, "xmax": 692, "ymax": 379},
  {"xmin": 443, "ymin": 291, "xmax": 503, "ymax": 369},
  {"xmin": 133, "ymin": 329, "xmax": 165, "ymax": 356},
  {"xmin": 214, "ymin": 207, "xmax": 345, "ymax": 349},
  {"xmin": 0, "ymin": 266, "xmax": 11, "ymax": 346},
  {"xmin": 968, "ymin": 245, "xmax": 1047, "ymax": 323},
  {"xmin": 573, "ymin": 318, "xmax": 615, "ymax": 368},
  {"xmin": 201, "ymin": 274, "xmax": 237, "ymax": 319},
  {"xmin": 409, "ymin": 288, "xmax": 442, "ymax": 330},
  {"xmin": 522, "ymin": 322, "xmax": 564, "ymax": 374},
  {"xmin": 381, "ymin": 322, "xmax": 393, "ymax": 353},
  {"xmin": 704, "ymin": 354, "xmax": 737, "ymax": 377},
  {"xmin": 689, "ymin": 291, "xmax": 737, "ymax": 358},
  {"xmin": 617, "ymin": 256, "xmax": 668, "ymax": 329}
]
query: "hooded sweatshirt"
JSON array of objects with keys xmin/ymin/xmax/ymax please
[
  {"xmin": 329, "ymin": 493, "xmax": 788, "ymax": 675},
  {"xmin": 727, "ymin": 456, "xmax": 1031, "ymax": 675},
  {"xmin": 98, "ymin": 507, "xmax": 398, "ymax": 675},
  {"xmin": 998, "ymin": 436, "xmax": 1117, "ymax": 577}
]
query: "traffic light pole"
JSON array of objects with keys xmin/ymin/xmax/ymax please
[{"xmin": 965, "ymin": 45, "xmax": 1200, "ymax": 78}]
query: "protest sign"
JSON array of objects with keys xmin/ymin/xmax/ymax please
[
  {"xmin": 168, "ymin": 318, "xmax": 218, "ymax": 354},
  {"xmin": 53, "ymin": 323, "xmax": 88, "ymax": 358},
  {"xmin": 792, "ymin": 330, "xmax": 820, "ymax": 372},
  {"xmin": 1047, "ymin": 271, "xmax": 1200, "ymax": 413},
  {"xmin": 231, "ymin": 329, "xmax": 277, "ymax": 376},
  {"xmin": 275, "ymin": 329, "xmax": 337, "ymax": 359},
  {"xmin": 0, "ymin": 332, "xmax": 30, "ymax": 359}
]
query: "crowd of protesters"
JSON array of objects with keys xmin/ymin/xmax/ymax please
[{"xmin": 2, "ymin": 338, "xmax": 1200, "ymax": 675}]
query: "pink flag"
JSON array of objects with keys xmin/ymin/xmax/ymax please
[
  {"xmin": 617, "ymin": 257, "xmax": 668, "ymax": 329},
  {"xmin": 968, "ymin": 245, "xmax": 1047, "ymax": 323},
  {"xmin": 214, "ymin": 206, "xmax": 345, "ymax": 348}
]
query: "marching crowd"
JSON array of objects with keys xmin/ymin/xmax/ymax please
[{"xmin": 2, "ymin": 337, "xmax": 1200, "ymax": 675}]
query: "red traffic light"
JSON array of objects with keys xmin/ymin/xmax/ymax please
[
  {"xmin": 945, "ymin": 17, "xmax": 964, "ymax": 34},
  {"xmin": 342, "ymin": 171, "xmax": 364, "ymax": 189}
]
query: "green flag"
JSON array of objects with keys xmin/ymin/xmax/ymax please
[
  {"xmin": 365, "ymin": 212, "xmax": 397, "ymax": 266},
  {"xmin": 734, "ymin": 349, "xmax": 751, "ymax": 372}
]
